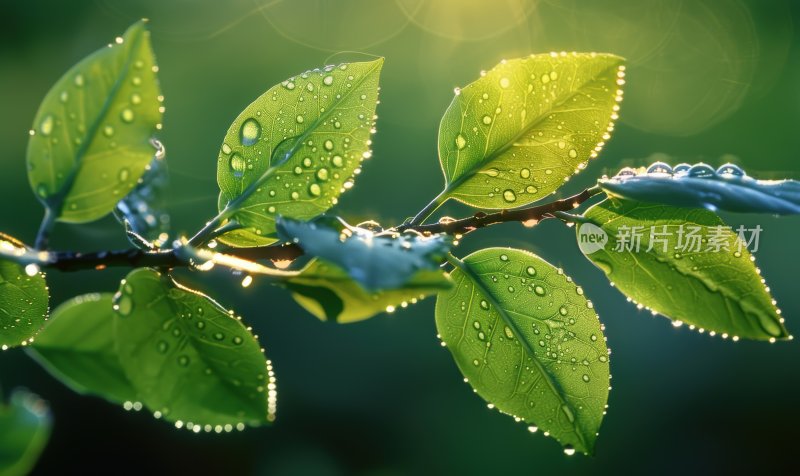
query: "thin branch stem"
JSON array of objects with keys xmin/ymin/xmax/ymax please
[
  {"xmin": 26, "ymin": 187, "xmax": 604, "ymax": 273},
  {"xmin": 34, "ymin": 208, "xmax": 57, "ymax": 250}
]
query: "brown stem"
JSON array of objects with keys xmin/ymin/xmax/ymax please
[{"xmin": 38, "ymin": 187, "xmax": 602, "ymax": 272}]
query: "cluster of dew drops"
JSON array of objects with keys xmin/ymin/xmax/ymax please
[
  {"xmin": 28, "ymin": 34, "xmax": 165, "ymax": 209},
  {"xmin": 607, "ymin": 161, "xmax": 790, "ymax": 343},
  {"xmin": 451, "ymin": 52, "xmax": 625, "ymax": 207},
  {"xmin": 435, "ymin": 253, "xmax": 612, "ymax": 456},
  {"xmin": 0, "ymin": 239, "xmax": 50, "ymax": 351},
  {"xmin": 217, "ymin": 63, "xmax": 378, "ymax": 234},
  {"xmin": 111, "ymin": 275, "xmax": 277, "ymax": 432}
]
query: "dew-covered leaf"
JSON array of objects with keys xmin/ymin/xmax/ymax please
[
  {"xmin": 276, "ymin": 216, "xmax": 451, "ymax": 291},
  {"xmin": 114, "ymin": 138, "xmax": 170, "ymax": 247},
  {"xmin": 113, "ymin": 268, "xmax": 276, "ymax": 427},
  {"xmin": 26, "ymin": 20, "xmax": 163, "ymax": 223},
  {"xmin": 437, "ymin": 53, "xmax": 624, "ymax": 210},
  {"xmin": 0, "ymin": 390, "xmax": 52, "ymax": 476},
  {"xmin": 286, "ymin": 259, "xmax": 450, "ymax": 324},
  {"xmin": 216, "ymin": 59, "xmax": 383, "ymax": 247},
  {"xmin": 28, "ymin": 293, "xmax": 136, "ymax": 404},
  {"xmin": 0, "ymin": 234, "xmax": 49, "ymax": 350},
  {"xmin": 599, "ymin": 162, "xmax": 800, "ymax": 215},
  {"xmin": 579, "ymin": 199, "xmax": 788, "ymax": 340},
  {"xmin": 436, "ymin": 248, "xmax": 609, "ymax": 455}
]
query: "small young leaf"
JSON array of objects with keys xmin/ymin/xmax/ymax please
[
  {"xmin": 579, "ymin": 199, "xmax": 788, "ymax": 340},
  {"xmin": 27, "ymin": 293, "xmax": 137, "ymax": 404},
  {"xmin": 436, "ymin": 53, "xmax": 624, "ymax": 210},
  {"xmin": 276, "ymin": 216, "xmax": 451, "ymax": 290},
  {"xmin": 286, "ymin": 260, "xmax": 450, "ymax": 323},
  {"xmin": 599, "ymin": 162, "xmax": 800, "ymax": 215},
  {"xmin": 113, "ymin": 268, "xmax": 276, "ymax": 427},
  {"xmin": 0, "ymin": 390, "xmax": 52, "ymax": 476},
  {"xmin": 437, "ymin": 248, "xmax": 609, "ymax": 455},
  {"xmin": 216, "ymin": 59, "xmax": 383, "ymax": 247},
  {"xmin": 114, "ymin": 139, "xmax": 170, "ymax": 246},
  {"xmin": 0, "ymin": 234, "xmax": 49, "ymax": 350},
  {"xmin": 26, "ymin": 20, "xmax": 163, "ymax": 223}
]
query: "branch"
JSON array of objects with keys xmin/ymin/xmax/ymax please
[{"xmin": 27, "ymin": 187, "xmax": 603, "ymax": 272}]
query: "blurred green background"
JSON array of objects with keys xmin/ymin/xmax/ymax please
[{"xmin": 1, "ymin": 0, "xmax": 799, "ymax": 474}]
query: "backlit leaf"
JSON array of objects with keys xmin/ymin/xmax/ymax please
[
  {"xmin": 0, "ymin": 390, "xmax": 52, "ymax": 476},
  {"xmin": 436, "ymin": 53, "xmax": 624, "ymax": 210},
  {"xmin": 579, "ymin": 199, "xmax": 788, "ymax": 340},
  {"xmin": 113, "ymin": 268, "xmax": 276, "ymax": 427},
  {"xmin": 26, "ymin": 20, "xmax": 163, "ymax": 223},
  {"xmin": 436, "ymin": 248, "xmax": 609, "ymax": 455},
  {"xmin": 28, "ymin": 293, "xmax": 136, "ymax": 404},
  {"xmin": 216, "ymin": 59, "xmax": 383, "ymax": 246},
  {"xmin": 0, "ymin": 234, "xmax": 49, "ymax": 350},
  {"xmin": 286, "ymin": 259, "xmax": 450, "ymax": 323}
]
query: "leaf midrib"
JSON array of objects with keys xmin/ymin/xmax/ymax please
[{"xmin": 447, "ymin": 254, "xmax": 590, "ymax": 451}]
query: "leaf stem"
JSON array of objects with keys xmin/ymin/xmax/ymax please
[
  {"xmin": 407, "ymin": 189, "xmax": 448, "ymax": 227},
  {"xmin": 34, "ymin": 207, "xmax": 57, "ymax": 250}
]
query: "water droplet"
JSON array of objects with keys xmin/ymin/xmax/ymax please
[
  {"xmin": 482, "ymin": 115, "xmax": 492, "ymax": 125},
  {"xmin": 221, "ymin": 143, "xmax": 232, "ymax": 155},
  {"xmin": 500, "ymin": 254, "xmax": 509, "ymax": 261},
  {"xmin": 323, "ymin": 75, "xmax": 334, "ymax": 86},
  {"xmin": 455, "ymin": 133, "xmax": 467, "ymax": 150},
  {"xmin": 526, "ymin": 266, "xmax": 536, "ymax": 276},
  {"xmin": 118, "ymin": 168, "xmax": 130, "ymax": 182},
  {"xmin": 316, "ymin": 168, "xmax": 329, "ymax": 181},
  {"xmin": 157, "ymin": 341, "xmax": 169, "ymax": 353},
  {"xmin": 499, "ymin": 77, "xmax": 510, "ymax": 88},
  {"xmin": 39, "ymin": 115, "xmax": 54, "ymax": 136},
  {"xmin": 120, "ymin": 108, "xmax": 135, "ymax": 123},
  {"xmin": 520, "ymin": 168, "xmax": 530, "ymax": 179},
  {"xmin": 503, "ymin": 190, "xmax": 516, "ymax": 203},
  {"xmin": 178, "ymin": 355, "xmax": 190, "ymax": 367},
  {"xmin": 73, "ymin": 74, "xmax": 84, "ymax": 87},
  {"xmin": 213, "ymin": 332, "xmax": 224, "ymax": 341},
  {"xmin": 563, "ymin": 445, "xmax": 576, "ymax": 456},
  {"xmin": 647, "ymin": 162, "xmax": 673, "ymax": 175},
  {"xmin": 309, "ymin": 183, "xmax": 321, "ymax": 197},
  {"xmin": 115, "ymin": 295, "xmax": 133, "ymax": 316},
  {"xmin": 534, "ymin": 285, "xmax": 545, "ymax": 296},
  {"xmin": 196, "ymin": 321, "xmax": 206, "ymax": 330},
  {"xmin": 59, "ymin": 91, "xmax": 69, "ymax": 103},
  {"xmin": 291, "ymin": 191, "xmax": 300, "ymax": 200},
  {"xmin": 582, "ymin": 374, "xmax": 590, "ymax": 382},
  {"xmin": 559, "ymin": 306, "xmax": 568, "ymax": 316},
  {"xmin": 688, "ymin": 163, "xmax": 716, "ymax": 178},
  {"xmin": 131, "ymin": 93, "xmax": 142, "ymax": 105},
  {"xmin": 230, "ymin": 154, "xmax": 246, "ymax": 178},
  {"xmin": 103, "ymin": 125, "xmax": 114, "ymax": 137},
  {"xmin": 296, "ymin": 115, "xmax": 304, "ymax": 124},
  {"xmin": 504, "ymin": 326, "xmax": 514, "ymax": 339},
  {"xmin": 717, "ymin": 163, "xmax": 745, "ymax": 177},
  {"xmin": 331, "ymin": 155, "xmax": 344, "ymax": 167},
  {"xmin": 323, "ymin": 139, "xmax": 334, "ymax": 151},
  {"xmin": 240, "ymin": 118, "xmax": 261, "ymax": 146},
  {"xmin": 568, "ymin": 149, "xmax": 578, "ymax": 158},
  {"xmin": 480, "ymin": 300, "xmax": 489, "ymax": 310},
  {"xmin": 472, "ymin": 359, "xmax": 480, "ymax": 366}
]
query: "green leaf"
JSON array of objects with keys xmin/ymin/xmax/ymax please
[
  {"xmin": 579, "ymin": 199, "xmax": 788, "ymax": 340},
  {"xmin": 216, "ymin": 59, "xmax": 383, "ymax": 247},
  {"xmin": 27, "ymin": 293, "xmax": 137, "ymax": 404},
  {"xmin": 436, "ymin": 248, "xmax": 609, "ymax": 455},
  {"xmin": 599, "ymin": 161, "xmax": 800, "ymax": 215},
  {"xmin": 436, "ymin": 53, "xmax": 624, "ymax": 210},
  {"xmin": 0, "ymin": 234, "xmax": 49, "ymax": 350},
  {"xmin": 286, "ymin": 259, "xmax": 451, "ymax": 323},
  {"xmin": 26, "ymin": 20, "xmax": 163, "ymax": 223},
  {"xmin": 0, "ymin": 390, "xmax": 52, "ymax": 476},
  {"xmin": 113, "ymin": 268, "xmax": 276, "ymax": 428},
  {"xmin": 276, "ymin": 216, "xmax": 451, "ymax": 291}
]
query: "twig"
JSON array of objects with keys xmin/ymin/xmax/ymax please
[{"xmin": 26, "ymin": 187, "xmax": 603, "ymax": 272}]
